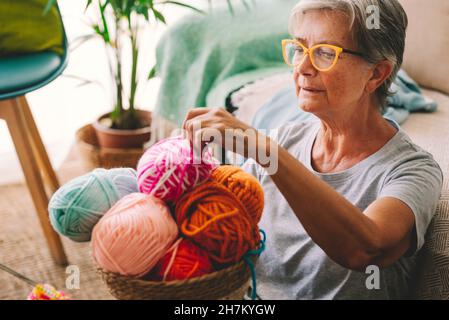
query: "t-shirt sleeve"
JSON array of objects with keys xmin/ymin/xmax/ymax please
[{"xmin": 379, "ymin": 155, "xmax": 443, "ymax": 254}]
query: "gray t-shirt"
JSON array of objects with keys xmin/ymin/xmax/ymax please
[{"xmin": 242, "ymin": 119, "xmax": 443, "ymax": 300}]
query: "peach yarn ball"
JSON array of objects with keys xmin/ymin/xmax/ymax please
[{"xmin": 91, "ymin": 193, "xmax": 178, "ymax": 277}]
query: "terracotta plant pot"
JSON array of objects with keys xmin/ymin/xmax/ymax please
[
  {"xmin": 76, "ymin": 124, "xmax": 144, "ymax": 170},
  {"xmin": 92, "ymin": 109, "xmax": 152, "ymax": 149}
]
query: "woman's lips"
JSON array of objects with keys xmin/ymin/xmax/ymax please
[{"xmin": 301, "ymin": 87, "xmax": 325, "ymax": 94}]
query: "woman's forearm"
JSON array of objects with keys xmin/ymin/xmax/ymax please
[{"xmin": 255, "ymin": 135, "xmax": 384, "ymax": 270}]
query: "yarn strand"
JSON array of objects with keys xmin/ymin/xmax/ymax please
[
  {"xmin": 162, "ymin": 238, "xmax": 183, "ymax": 282},
  {"xmin": 243, "ymin": 229, "xmax": 266, "ymax": 300}
]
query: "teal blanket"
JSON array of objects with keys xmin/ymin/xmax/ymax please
[
  {"xmin": 252, "ymin": 69, "xmax": 438, "ymax": 130},
  {"xmin": 154, "ymin": 0, "xmax": 298, "ymax": 125}
]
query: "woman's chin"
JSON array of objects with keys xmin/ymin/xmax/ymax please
[{"xmin": 298, "ymin": 98, "xmax": 323, "ymax": 113}]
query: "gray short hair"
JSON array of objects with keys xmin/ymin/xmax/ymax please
[{"xmin": 289, "ymin": 0, "xmax": 408, "ymax": 113}]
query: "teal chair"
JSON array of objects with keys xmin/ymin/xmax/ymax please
[{"xmin": 0, "ymin": 6, "xmax": 68, "ymax": 265}]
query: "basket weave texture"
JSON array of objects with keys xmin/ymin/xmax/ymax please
[
  {"xmin": 97, "ymin": 259, "xmax": 252, "ymax": 300},
  {"xmin": 76, "ymin": 124, "xmax": 144, "ymax": 170}
]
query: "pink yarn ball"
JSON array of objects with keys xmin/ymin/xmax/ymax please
[
  {"xmin": 137, "ymin": 135, "xmax": 219, "ymax": 202},
  {"xmin": 91, "ymin": 193, "xmax": 178, "ymax": 277}
]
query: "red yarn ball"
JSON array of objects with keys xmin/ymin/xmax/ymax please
[{"xmin": 149, "ymin": 238, "xmax": 214, "ymax": 281}]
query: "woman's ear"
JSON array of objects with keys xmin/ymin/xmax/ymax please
[{"xmin": 365, "ymin": 60, "xmax": 394, "ymax": 94}]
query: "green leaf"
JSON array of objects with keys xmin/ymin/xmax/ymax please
[
  {"xmin": 162, "ymin": 1, "xmax": 205, "ymax": 15},
  {"xmin": 62, "ymin": 74, "xmax": 103, "ymax": 88},
  {"xmin": 92, "ymin": 24, "xmax": 111, "ymax": 45},
  {"xmin": 109, "ymin": 0, "xmax": 121, "ymax": 15},
  {"xmin": 84, "ymin": 0, "xmax": 93, "ymax": 12},
  {"xmin": 143, "ymin": 9, "xmax": 150, "ymax": 21},
  {"xmin": 148, "ymin": 64, "xmax": 157, "ymax": 80},
  {"xmin": 133, "ymin": 1, "xmax": 151, "ymax": 20},
  {"xmin": 123, "ymin": 0, "xmax": 133, "ymax": 17},
  {"xmin": 43, "ymin": 0, "xmax": 57, "ymax": 15},
  {"xmin": 69, "ymin": 34, "xmax": 97, "ymax": 51},
  {"xmin": 98, "ymin": 1, "xmax": 111, "ymax": 43},
  {"xmin": 121, "ymin": 0, "xmax": 128, "ymax": 13},
  {"xmin": 152, "ymin": 8, "xmax": 166, "ymax": 24}
]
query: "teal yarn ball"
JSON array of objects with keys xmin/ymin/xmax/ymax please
[{"xmin": 49, "ymin": 168, "xmax": 139, "ymax": 242}]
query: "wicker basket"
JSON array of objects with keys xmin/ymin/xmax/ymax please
[
  {"xmin": 76, "ymin": 124, "xmax": 144, "ymax": 170},
  {"xmin": 97, "ymin": 259, "xmax": 253, "ymax": 300}
]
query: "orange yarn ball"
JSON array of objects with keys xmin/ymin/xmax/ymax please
[
  {"xmin": 175, "ymin": 182, "xmax": 260, "ymax": 265},
  {"xmin": 149, "ymin": 238, "xmax": 214, "ymax": 281},
  {"xmin": 211, "ymin": 165, "xmax": 264, "ymax": 223}
]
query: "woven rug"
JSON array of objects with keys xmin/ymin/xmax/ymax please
[{"xmin": 0, "ymin": 145, "xmax": 114, "ymax": 300}]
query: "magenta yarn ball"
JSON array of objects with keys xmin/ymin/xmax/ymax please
[{"xmin": 137, "ymin": 136, "xmax": 219, "ymax": 202}]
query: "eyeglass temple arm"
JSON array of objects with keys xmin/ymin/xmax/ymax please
[{"xmin": 342, "ymin": 48, "xmax": 365, "ymax": 58}]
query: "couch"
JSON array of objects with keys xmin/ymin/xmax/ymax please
[{"xmin": 228, "ymin": 0, "xmax": 449, "ymax": 299}]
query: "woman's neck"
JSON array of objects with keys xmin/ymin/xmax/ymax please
[{"xmin": 311, "ymin": 107, "xmax": 398, "ymax": 174}]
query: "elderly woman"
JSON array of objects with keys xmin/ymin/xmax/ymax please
[{"xmin": 183, "ymin": 0, "xmax": 443, "ymax": 299}]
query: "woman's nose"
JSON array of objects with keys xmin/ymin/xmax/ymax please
[{"xmin": 295, "ymin": 53, "xmax": 317, "ymax": 77}]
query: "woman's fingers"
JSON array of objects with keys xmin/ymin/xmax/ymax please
[
  {"xmin": 182, "ymin": 108, "xmax": 213, "ymax": 129},
  {"xmin": 183, "ymin": 115, "xmax": 211, "ymax": 143},
  {"xmin": 182, "ymin": 107, "xmax": 256, "ymax": 158},
  {"xmin": 182, "ymin": 107, "xmax": 225, "ymax": 141},
  {"xmin": 182, "ymin": 108, "xmax": 212, "ymax": 141}
]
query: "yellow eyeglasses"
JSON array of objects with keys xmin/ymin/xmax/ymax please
[{"xmin": 282, "ymin": 39, "xmax": 365, "ymax": 72}]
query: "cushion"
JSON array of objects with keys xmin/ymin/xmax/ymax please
[
  {"xmin": 399, "ymin": 0, "xmax": 449, "ymax": 95},
  {"xmin": 231, "ymin": 72, "xmax": 293, "ymax": 124},
  {"xmin": 0, "ymin": 0, "xmax": 64, "ymax": 57}
]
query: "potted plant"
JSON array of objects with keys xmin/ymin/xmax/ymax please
[
  {"xmin": 45, "ymin": 0, "xmax": 247, "ymax": 168},
  {"xmin": 45, "ymin": 0, "xmax": 206, "ymax": 150}
]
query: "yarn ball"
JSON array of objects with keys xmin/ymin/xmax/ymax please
[
  {"xmin": 49, "ymin": 168, "xmax": 139, "ymax": 242},
  {"xmin": 91, "ymin": 193, "xmax": 178, "ymax": 277},
  {"xmin": 211, "ymin": 165, "xmax": 264, "ymax": 223},
  {"xmin": 137, "ymin": 135, "xmax": 219, "ymax": 202},
  {"xmin": 27, "ymin": 284, "xmax": 68, "ymax": 300},
  {"xmin": 148, "ymin": 238, "xmax": 214, "ymax": 281},
  {"xmin": 175, "ymin": 182, "xmax": 260, "ymax": 265}
]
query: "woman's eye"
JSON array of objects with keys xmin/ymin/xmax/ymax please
[
  {"xmin": 294, "ymin": 47, "xmax": 304, "ymax": 54},
  {"xmin": 317, "ymin": 49, "xmax": 335, "ymax": 59}
]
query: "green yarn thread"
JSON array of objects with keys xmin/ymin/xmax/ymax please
[{"xmin": 49, "ymin": 168, "xmax": 138, "ymax": 242}]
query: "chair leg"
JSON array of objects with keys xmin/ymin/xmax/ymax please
[
  {"xmin": 16, "ymin": 96, "xmax": 60, "ymax": 194},
  {"xmin": 0, "ymin": 99, "xmax": 67, "ymax": 266}
]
